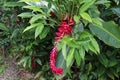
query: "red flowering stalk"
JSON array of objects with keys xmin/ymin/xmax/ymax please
[
  {"xmin": 32, "ymin": 56, "xmax": 36, "ymax": 69},
  {"xmin": 50, "ymin": 18, "xmax": 74, "ymax": 75},
  {"xmin": 50, "ymin": 46, "xmax": 63, "ymax": 75}
]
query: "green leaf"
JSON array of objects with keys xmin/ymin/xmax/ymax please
[
  {"xmin": 62, "ymin": 36, "xmax": 80, "ymax": 48},
  {"xmin": 74, "ymin": 15, "xmax": 80, "ymax": 24},
  {"xmin": 23, "ymin": 23, "xmax": 39, "ymax": 32},
  {"xmin": 108, "ymin": 59, "xmax": 118, "ymax": 67},
  {"xmin": 88, "ymin": 42, "xmax": 97, "ymax": 53},
  {"xmin": 34, "ymin": 71, "xmax": 42, "ymax": 79},
  {"xmin": 56, "ymin": 52, "xmax": 66, "ymax": 78},
  {"xmin": 36, "ymin": 58, "xmax": 42, "ymax": 65},
  {"xmin": 97, "ymin": 66, "xmax": 106, "ymax": 77},
  {"xmin": 39, "ymin": 27, "xmax": 50, "ymax": 39},
  {"xmin": 80, "ymin": 12, "xmax": 92, "ymax": 22},
  {"xmin": 4, "ymin": 2, "xmax": 26, "ymax": 7},
  {"xmin": 35, "ymin": 23, "xmax": 44, "ymax": 38},
  {"xmin": 19, "ymin": 0, "xmax": 40, "ymax": 2},
  {"xmin": 107, "ymin": 71, "xmax": 115, "ymax": 80},
  {"xmin": 98, "ymin": 54, "xmax": 108, "ymax": 67},
  {"xmin": 79, "ymin": 73, "xmax": 88, "ymax": 80},
  {"xmin": 29, "ymin": 14, "xmax": 44, "ymax": 24},
  {"xmin": 18, "ymin": 12, "xmax": 33, "ymax": 18},
  {"xmin": 66, "ymin": 48, "xmax": 75, "ymax": 68},
  {"xmin": 92, "ymin": 18, "xmax": 103, "ymax": 26},
  {"xmin": 79, "ymin": 46, "xmax": 85, "ymax": 60},
  {"xmin": 80, "ymin": 0, "xmax": 95, "ymax": 12},
  {"xmin": 112, "ymin": 8, "xmax": 120, "ymax": 17},
  {"xmin": 95, "ymin": 0, "xmax": 110, "ymax": 4},
  {"xmin": 0, "ymin": 23, "xmax": 9, "ymax": 31},
  {"xmin": 23, "ymin": 6, "xmax": 43, "ymax": 12},
  {"xmin": 90, "ymin": 37, "xmax": 100, "ymax": 53},
  {"xmin": 62, "ymin": 43, "xmax": 67, "ymax": 60},
  {"xmin": 75, "ymin": 50, "xmax": 81, "ymax": 66},
  {"xmin": 89, "ymin": 21, "xmax": 120, "ymax": 48}
]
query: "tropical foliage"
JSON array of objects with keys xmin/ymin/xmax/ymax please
[{"xmin": 0, "ymin": 0, "xmax": 120, "ymax": 79}]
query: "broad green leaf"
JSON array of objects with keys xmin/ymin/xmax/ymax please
[
  {"xmin": 0, "ymin": 23, "xmax": 9, "ymax": 31},
  {"xmin": 23, "ymin": 23, "xmax": 39, "ymax": 32},
  {"xmin": 80, "ymin": 0, "xmax": 95, "ymax": 12},
  {"xmin": 75, "ymin": 50, "xmax": 81, "ymax": 66},
  {"xmin": 4, "ymin": 2, "xmax": 26, "ymax": 7},
  {"xmin": 29, "ymin": 14, "xmax": 44, "ymax": 24},
  {"xmin": 89, "ymin": 21, "xmax": 120, "ymax": 48},
  {"xmin": 35, "ymin": 23, "xmax": 44, "ymax": 38},
  {"xmin": 79, "ymin": 46, "xmax": 85, "ymax": 60},
  {"xmin": 66, "ymin": 48, "xmax": 75, "ymax": 68},
  {"xmin": 74, "ymin": 15, "xmax": 80, "ymax": 24},
  {"xmin": 18, "ymin": 12, "xmax": 33, "ymax": 18},
  {"xmin": 80, "ymin": 12, "xmax": 92, "ymax": 22}
]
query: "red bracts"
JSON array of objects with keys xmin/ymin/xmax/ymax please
[{"xmin": 50, "ymin": 19, "xmax": 74, "ymax": 75}]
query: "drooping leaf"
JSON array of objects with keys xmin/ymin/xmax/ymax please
[{"xmin": 89, "ymin": 21, "xmax": 120, "ymax": 48}]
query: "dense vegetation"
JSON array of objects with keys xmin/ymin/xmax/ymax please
[{"xmin": 0, "ymin": 0, "xmax": 120, "ymax": 80}]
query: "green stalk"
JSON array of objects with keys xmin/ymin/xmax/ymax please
[{"xmin": 71, "ymin": 1, "xmax": 75, "ymax": 16}]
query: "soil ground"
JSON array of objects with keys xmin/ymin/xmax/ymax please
[{"xmin": 0, "ymin": 57, "xmax": 34, "ymax": 80}]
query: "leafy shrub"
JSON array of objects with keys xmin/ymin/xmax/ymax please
[{"xmin": 0, "ymin": 0, "xmax": 120, "ymax": 80}]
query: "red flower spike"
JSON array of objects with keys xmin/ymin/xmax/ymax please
[
  {"xmin": 50, "ymin": 19, "xmax": 74, "ymax": 75},
  {"xmin": 50, "ymin": 46, "xmax": 63, "ymax": 75}
]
